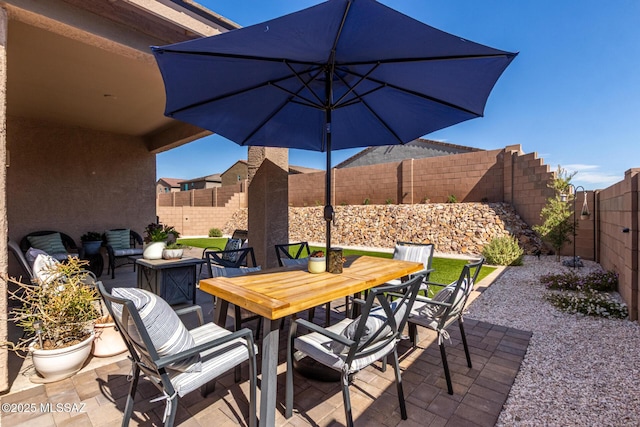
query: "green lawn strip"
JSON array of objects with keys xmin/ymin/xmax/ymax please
[
  {"xmin": 310, "ymin": 245, "xmax": 494, "ymax": 285},
  {"xmin": 181, "ymin": 239, "xmax": 495, "ymax": 285},
  {"xmin": 178, "ymin": 237, "xmax": 227, "ymax": 250}
]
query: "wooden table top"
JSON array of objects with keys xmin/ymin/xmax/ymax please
[{"xmin": 199, "ymin": 255, "xmax": 423, "ymax": 320}]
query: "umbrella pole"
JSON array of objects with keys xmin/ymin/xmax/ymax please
[{"xmin": 323, "ymin": 68, "xmax": 334, "ymax": 263}]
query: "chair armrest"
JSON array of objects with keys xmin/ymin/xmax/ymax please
[
  {"xmin": 175, "ymin": 305, "xmax": 204, "ymax": 326},
  {"xmin": 413, "ymin": 294, "xmax": 451, "ymax": 308},
  {"xmin": 155, "ymin": 327, "xmax": 255, "ymax": 369},
  {"xmin": 295, "ymin": 318, "xmax": 354, "ymax": 347},
  {"xmin": 351, "ymin": 298, "xmax": 367, "ymax": 307}
]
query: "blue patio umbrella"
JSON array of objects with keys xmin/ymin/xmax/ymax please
[{"xmin": 152, "ymin": 0, "xmax": 517, "ymax": 255}]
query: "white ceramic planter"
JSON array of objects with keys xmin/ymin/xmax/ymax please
[
  {"xmin": 92, "ymin": 322, "xmax": 127, "ymax": 357},
  {"xmin": 29, "ymin": 333, "xmax": 94, "ymax": 382},
  {"xmin": 143, "ymin": 241, "xmax": 166, "ymax": 260},
  {"xmin": 162, "ymin": 248, "xmax": 184, "ymax": 260},
  {"xmin": 308, "ymin": 257, "xmax": 326, "ymax": 274}
]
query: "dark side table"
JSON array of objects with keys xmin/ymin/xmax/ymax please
[
  {"xmin": 135, "ymin": 257, "xmax": 205, "ymax": 305},
  {"xmin": 79, "ymin": 248, "xmax": 104, "ymax": 278}
]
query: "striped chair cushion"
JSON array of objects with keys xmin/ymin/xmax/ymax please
[
  {"xmin": 27, "ymin": 233, "xmax": 67, "ymax": 255},
  {"xmin": 105, "ymin": 229, "xmax": 131, "ymax": 250},
  {"xmin": 170, "ymin": 322, "xmax": 256, "ymax": 397},
  {"xmin": 113, "ymin": 248, "xmax": 144, "ymax": 257},
  {"xmin": 295, "ymin": 318, "xmax": 396, "ymax": 373},
  {"xmin": 210, "ymin": 265, "xmax": 261, "ymax": 278},
  {"xmin": 221, "ymin": 239, "xmax": 242, "ymax": 262},
  {"xmin": 282, "ymin": 257, "xmax": 309, "ymax": 267},
  {"xmin": 111, "ymin": 288, "xmax": 201, "ymax": 373},
  {"xmin": 393, "ymin": 244, "xmax": 432, "ymax": 270}
]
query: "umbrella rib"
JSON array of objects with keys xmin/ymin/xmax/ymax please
[
  {"xmin": 332, "ymin": 63, "xmax": 380, "ymax": 107},
  {"xmin": 283, "ymin": 62, "xmax": 325, "ymax": 107},
  {"xmin": 339, "ymin": 52, "xmax": 514, "ymax": 67}
]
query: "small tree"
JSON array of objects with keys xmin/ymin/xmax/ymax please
[{"xmin": 533, "ymin": 166, "xmax": 576, "ymax": 261}]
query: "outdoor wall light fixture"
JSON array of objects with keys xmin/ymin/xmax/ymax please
[{"xmin": 622, "ymin": 227, "xmax": 630, "ymax": 233}]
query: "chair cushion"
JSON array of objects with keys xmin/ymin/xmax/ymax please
[
  {"xmin": 27, "ymin": 233, "xmax": 67, "ymax": 255},
  {"xmin": 26, "ymin": 248, "xmax": 48, "ymax": 266},
  {"xmin": 221, "ymin": 239, "xmax": 242, "ymax": 262},
  {"xmin": 111, "ymin": 288, "xmax": 201, "ymax": 373},
  {"xmin": 393, "ymin": 244, "xmax": 432, "ymax": 270},
  {"xmin": 295, "ymin": 318, "xmax": 396, "ymax": 373},
  {"xmin": 170, "ymin": 322, "xmax": 256, "ymax": 397},
  {"xmin": 282, "ymin": 257, "xmax": 309, "ymax": 267},
  {"xmin": 413, "ymin": 279, "xmax": 468, "ymax": 319},
  {"xmin": 113, "ymin": 248, "xmax": 144, "ymax": 257},
  {"xmin": 105, "ymin": 229, "xmax": 131, "ymax": 250},
  {"xmin": 330, "ymin": 300, "xmax": 406, "ymax": 354},
  {"xmin": 210, "ymin": 265, "xmax": 261, "ymax": 278},
  {"xmin": 32, "ymin": 253, "xmax": 61, "ymax": 284}
]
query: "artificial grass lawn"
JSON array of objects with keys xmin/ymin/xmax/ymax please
[{"xmin": 178, "ymin": 237, "xmax": 495, "ymax": 285}]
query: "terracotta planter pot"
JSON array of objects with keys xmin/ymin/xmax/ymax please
[
  {"xmin": 29, "ymin": 333, "xmax": 94, "ymax": 382},
  {"xmin": 92, "ymin": 322, "xmax": 127, "ymax": 357}
]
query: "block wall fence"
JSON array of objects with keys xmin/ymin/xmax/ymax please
[{"xmin": 157, "ymin": 146, "xmax": 639, "ymax": 320}]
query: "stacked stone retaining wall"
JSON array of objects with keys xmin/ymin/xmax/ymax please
[{"xmin": 223, "ymin": 203, "xmax": 543, "ymax": 255}]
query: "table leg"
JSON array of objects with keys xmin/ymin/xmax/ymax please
[
  {"xmin": 213, "ymin": 298, "xmax": 229, "ymax": 327},
  {"xmin": 260, "ymin": 318, "xmax": 279, "ymax": 427}
]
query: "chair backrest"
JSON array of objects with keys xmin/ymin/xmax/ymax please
[
  {"xmin": 206, "ymin": 247, "xmax": 257, "ymax": 277},
  {"xmin": 393, "ymin": 241, "xmax": 434, "ymax": 275},
  {"xmin": 342, "ymin": 274, "xmax": 424, "ymax": 364},
  {"xmin": 434, "ymin": 257, "xmax": 485, "ymax": 327},
  {"xmin": 275, "ymin": 242, "xmax": 311, "ymax": 266},
  {"xmin": 8, "ymin": 239, "xmax": 34, "ymax": 280},
  {"xmin": 105, "ymin": 228, "xmax": 143, "ymax": 248},
  {"xmin": 231, "ymin": 229, "xmax": 248, "ymax": 243},
  {"xmin": 19, "ymin": 230, "xmax": 78, "ymax": 253}
]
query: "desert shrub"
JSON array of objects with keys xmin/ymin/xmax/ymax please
[
  {"xmin": 546, "ymin": 290, "xmax": 628, "ymax": 319},
  {"xmin": 482, "ymin": 235, "xmax": 524, "ymax": 266},
  {"xmin": 541, "ymin": 269, "xmax": 618, "ymax": 292},
  {"xmin": 446, "ymin": 194, "xmax": 458, "ymax": 203},
  {"xmin": 208, "ymin": 228, "xmax": 222, "ymax": 237}
]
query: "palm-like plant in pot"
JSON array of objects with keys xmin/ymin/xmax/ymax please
[
  {"xmin": 4, "ymin": 257, "xmax": 101, "ymax": 382},
  {"xmin": 142, "ymin": 223, "xmax": 180, "ymax": 259}
]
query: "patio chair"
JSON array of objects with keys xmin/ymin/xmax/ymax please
[
  {"xmin": 104, "ymin": 228, "xmax": 143, "ymax": 279},
  {"xmin": 8, "ymin": 240, "xmax": 35, "ymax": 281},
  {"xmin": 19, "ymin": 230, "xmax": 78, "ymax": 262},
  {"xmin": 205, "ymin": 247, "xmax": 264, "ymax": 337},
  {"xmin": 275, "ymin": 241, "xmax": 336, "ymax": 325},
  {"xmin": 97, "ymin": 283, "xmax": 257, "ymax": 427},
  {"xmin": 199, "ymin": 229, "xmax": 249, "ymax": 276},
  {"xmin": 285, "ymin": 274, "xmax": 425, "ymax": 427},
  {"xmin": 386, "ymin": 241, "xmax": 435, "ymax": 295},
  {"xmin": 407, "ymin": 257, "xmax": 484, "ymax": 395}
]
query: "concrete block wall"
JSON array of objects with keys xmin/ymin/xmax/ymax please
[{"xmin": 596, "ymin": 169, "xmax": 639, "ymax": 320}]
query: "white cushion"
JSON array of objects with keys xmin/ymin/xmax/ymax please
[
  {"xmin": 32, "ymin": 253, "xmax": 61, "ymax": 284},
  {"xmin": 26, "ymin": 248, "xmax": 48, "ymax": 266},
  {"xmin": 111, "ymin": 288, "xmax": 201, "ymax": 373},
  {"xmin": 393, "ymin": 244, "xmax": 432, "ymax": 270}
]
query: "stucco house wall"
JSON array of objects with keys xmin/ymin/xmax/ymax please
[{"xmin": 221, "ymin": 160, "xmax": 248, "ymax": 186}]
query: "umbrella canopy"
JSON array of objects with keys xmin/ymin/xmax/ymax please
[{"xmin": 152, "ymin": 0, "xmax": 517, "ymax": 253}]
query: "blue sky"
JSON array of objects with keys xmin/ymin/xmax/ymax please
[{"xmin": 156, "ymin": 0, "xmax": 640, "ymax": 190}]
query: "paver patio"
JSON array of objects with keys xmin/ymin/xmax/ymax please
[{"xmin": 1, "ymin": 257, "xmax": 527, "ymax": 427}]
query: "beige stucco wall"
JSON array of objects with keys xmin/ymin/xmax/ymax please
[
  {"xmin": 6, "ymin": 116, "xmax": 156, "ymax": 276},
  {"xmin": 221, "ymin": 161, "xmax": 248, "ymax": 187}
]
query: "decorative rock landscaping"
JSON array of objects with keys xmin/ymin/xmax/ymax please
[{"xmin": 224, "ymin": 202, "xmax": 544, "ymax": 254}]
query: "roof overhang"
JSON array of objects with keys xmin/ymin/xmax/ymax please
[{"xmin": 3, "ymin": 0, "xmax": 239, "ymax": 152}]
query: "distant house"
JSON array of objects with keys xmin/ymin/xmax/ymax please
[
  {"xmin": 156, "ymin": 178, "xmax": 181, "ymax": 194},
  {"xmin": 335, "ymin": 138, "xmax": 481, "ymax": 168},
  {"xmin": 178, "ymin": 174, "xmax": 222, "ymax": 190},
  {"xmin": 221, "ymin": 160, "xmax": 249, "ymax": 186}
]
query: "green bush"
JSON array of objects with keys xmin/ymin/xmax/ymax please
[
  {"xmin": 482, "ymin": 235, "xmax": 524, "ymax": 266},
  {"xmin": 446, "ymin": 194, "xmax": 458, "ymax": 203},
  {"xmin": 208, "ymin": 228, "xmax": 222, "ymax": 237}
]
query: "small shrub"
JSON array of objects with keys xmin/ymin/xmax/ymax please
[
  {"xmin": 421, "ymin": 196, "xmax": 430, "ymax": 204},
  {"xmin": 208, "ymin": 228, "xmax": 222, "ymax": 238},
  {"xmin": 541, "ymin": 269, "xmax": 618, "ymax": 292},
  {"xmin": 363, "ymin": 198, "xmax": 370, "ymax": 205},
  {"xmin": 446, "ymin": 194, "xmax": 458, "ymax": 203},
  {"xmin": 385, "ymin": 198, "xmax": 393, "ymax": 204},
  {"xmin": 546, "ymin": 289, "xmax": 628, "ymax": 319},
  {"xmin": 481, "ymin": 235, "xmax": 524, "ymax": 266}
]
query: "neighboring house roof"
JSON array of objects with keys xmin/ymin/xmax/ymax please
[
  {"xmin": 335, "ymin": 138, "xmax": 482, "ymax": 169},
  {"xmin": 178, "ymin": 174, "xmax": 222, "ymax": 185},
  {"xmin": 157, "ymin": 178, "xmax": 181, "ymax": 188},
  {"xmin": 289, "ymin": 165, "xmax": 323, "ymax": 174}
]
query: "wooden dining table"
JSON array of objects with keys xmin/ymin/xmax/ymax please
[{"xmin": 198, "ymin": 255, "xmax": 424, "ymax": 427}]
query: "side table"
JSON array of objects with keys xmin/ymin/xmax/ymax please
[
  {"xmin": 135, "ymin": 257, "xmax": 205, "ymax": 305},
  {"xmin": 79, "ymin": 248, "xmax": 104, "ymax": 278}
]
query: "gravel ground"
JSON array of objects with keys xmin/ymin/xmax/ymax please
[{"xmin": 465, "ymin": 255, "xmax": 640, "ymax": 427}]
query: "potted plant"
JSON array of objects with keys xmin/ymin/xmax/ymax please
[
  {"xmin": 162, "ymin": 242, "xmax": 189, "ymax": 260},
  {"xmin": 4, "ymin": 257, "xmax": 101, "ymax": 382},
  {"xmin": 92, "ymin": 313, "xmax": 127, "ymax": 357},
  {"xmin": 308, "ymin": 250, "xmax": 326, "ymax": 274},
  {"xmin": 80, "ymin": 231, "xmax": 103, "ymax": 255},
  {"xmin": 143, "ymin": 223, "xmax": 180, "ymax": 260}
]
